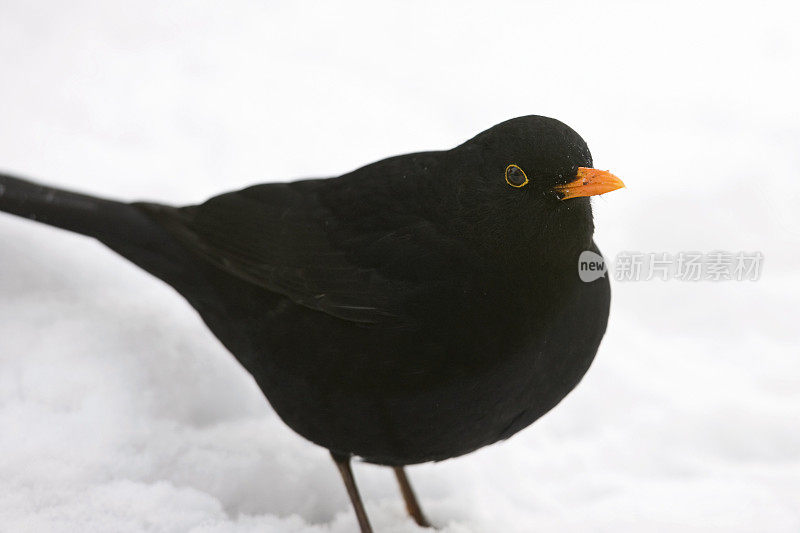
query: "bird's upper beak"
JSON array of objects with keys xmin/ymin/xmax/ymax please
[{"xmin": 554, "ymin": 167, "xmax": 625, "ymax": 200}]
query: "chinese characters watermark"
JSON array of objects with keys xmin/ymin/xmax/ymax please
[{"xmin": 579, "ymin": 251, "xmax": 763, "ymax": 282}]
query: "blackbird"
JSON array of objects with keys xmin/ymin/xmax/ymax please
[{"xmin": 0, "ymin": 115, "xmax": 624, "ymax": 532}]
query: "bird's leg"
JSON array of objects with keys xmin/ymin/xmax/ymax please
[
  {"xmin": 393, "ymin": 466, "xmax": 432, "ymax": 528},
  {"xmin": 331, "ymin": 452, "xmax": 373, "ymax": 533}
]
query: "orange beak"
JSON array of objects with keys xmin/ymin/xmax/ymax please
[{"xmin": 554, "ymin": 167, "xmax": 625, "ymax": 200}]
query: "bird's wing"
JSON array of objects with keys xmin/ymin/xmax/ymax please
[{"xmin": 137, "ymin": 177, "xmax": 460, "ymax": 326}]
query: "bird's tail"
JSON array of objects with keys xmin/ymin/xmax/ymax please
[
  {"xmin": 0, "ymin": 172, "xmax": 196, "ymax": 292},
  {"xmin": 0, "ymin": 173, "xmax": 151, "ymax": 242}
]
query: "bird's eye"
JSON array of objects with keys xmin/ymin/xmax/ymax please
[{"xmin": 504, "ymin": 164, "xmax": 528, "ymax": 188}]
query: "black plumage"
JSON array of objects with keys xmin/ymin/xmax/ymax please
[{"xmin": 0, "ymin": 115, "xmax": 623, "ymax": 531}]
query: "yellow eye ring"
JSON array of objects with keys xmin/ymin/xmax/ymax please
[{"xmin": 505, "ymin": 164, "xmax": 528, "ymax": 188}]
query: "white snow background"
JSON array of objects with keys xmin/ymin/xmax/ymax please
[{"xmin": 1, "ymin": 1, "xmax": 798, "ymax": 531}]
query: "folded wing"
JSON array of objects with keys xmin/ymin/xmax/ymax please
[{"xmin": 138, "ymin": 178, "xmax": 462, "ymax": 326}]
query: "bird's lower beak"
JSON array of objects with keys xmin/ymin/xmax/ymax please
[{"xmin": 554, "ymin": 167, "xmax": 625, "ymax": 200}]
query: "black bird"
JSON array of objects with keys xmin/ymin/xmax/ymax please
[{"xmin": 0, "ymin": 115, "xmax": 623, "ymax": 532}]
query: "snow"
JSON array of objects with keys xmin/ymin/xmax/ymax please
[{"xmin": 1, "ymin": 1, "xmax": 799, "ymax": 531}]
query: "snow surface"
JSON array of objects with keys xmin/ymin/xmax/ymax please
[{"xmin": 1, "ymin": 1, "xmax": 799, "ymax": 531}]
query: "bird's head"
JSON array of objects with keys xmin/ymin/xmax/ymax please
[{"xmin": 444, "ymin": 115, "xmax": 624, "ymax": 263}]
